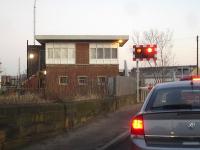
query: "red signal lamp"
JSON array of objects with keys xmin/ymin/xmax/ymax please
[
  {"xmin": 136, "ymin": 48, "xmax": 142, "ymax": 53},
  {"xmin": 133, "ymin": 44, "xmax": 157, "ymax": 60},
  {"xmin": 147, "ymin": 47, "xmax": 153, "ymax": 53}
]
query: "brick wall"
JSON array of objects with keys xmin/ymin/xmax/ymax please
[
  {"xmin": 45, "ymin": 64, "xmax": 119, "ymax": 99},
  {"xmin": 76, "ymin": 43, "xmax": 89, "ymax": 64}
]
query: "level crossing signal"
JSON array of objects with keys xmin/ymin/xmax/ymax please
[{"xmin": 133, "ymin": 45, "xmax": 157, "ymax": 61}]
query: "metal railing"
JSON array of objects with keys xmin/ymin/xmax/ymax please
[{"xmin": 139, "ymin": 87, "xmax": 151, "ymax": 102}]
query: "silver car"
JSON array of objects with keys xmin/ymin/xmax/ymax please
[{"xmin": 131, "ymin": 79, "xmax": 200, "ymax": 150}]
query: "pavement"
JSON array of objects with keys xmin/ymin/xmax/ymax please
[{"xmin": 23, "ymin": 103, "xmax": 142, "ymax": 150}]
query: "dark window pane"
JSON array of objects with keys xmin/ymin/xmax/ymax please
[
  {"xmin": 78, "ymin": 76, "xmax": 88, "ymax": 85},
  {"xmin": 97, "ymin": 48, "xmax": 103, "ymax": 59},
  {"xmin": 112, "ymin": 48, "xmax": 117, "ymax": 59},
  {"xmin": 59, "ymin": 76, "xmax": 68, "ymax": 85},
  {"xmin": 104, "ymin": 48, "xmax": 111, "ymax": 59}
]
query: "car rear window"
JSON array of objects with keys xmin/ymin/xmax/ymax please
[{"xmin": 147, "ymin": 86, "xmax": 200, "ymax": 111}]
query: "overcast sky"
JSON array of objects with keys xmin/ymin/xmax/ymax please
[{"xmin": 0, "ymin": 0, "xmax": 200, "ymax": 75}]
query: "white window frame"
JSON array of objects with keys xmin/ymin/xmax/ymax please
[
  {"xmin": 97, "ymin": 76, "xmax": 106, "ymax": 85},
  {"xmin": 46, "ymin": 42, "xmax": 76, "ymax": 64},
  {"xmin": 78, "ymin": 76, "xmax": 88, "ymax": 85},
  {"xmin": 89, "ymin": 43, "xmax": 118, "ymax": 64},
  {"xmin": 59, "ymin": 76, "xmax": 68, "ymax": 85}
]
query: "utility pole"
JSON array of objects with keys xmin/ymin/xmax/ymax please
[
  {"xmin": 0, "ymin": 62, "xmax": 2, "ymax": 74},
  {"xmin": 18, "ymin": 57, "xmax": 21, "ymax": 84},
  {"xmin": 33, "ymin": 0, "xmax": 37, "ymax": 45},
  {"xmin": 0, "ymin": 62, "xmax": 2, "ymax": 89},
  {"xmin": 27, "ymin": 40, "xmax": 29, "ymax": 79},
  {"xmin": 197, "ymin": 35, "xmax": 199, "ymax": 75}
]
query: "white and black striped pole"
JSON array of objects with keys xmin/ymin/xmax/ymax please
[{"xmin": 136, "ymin": 60, "xmax": 140, "ymax": 103}]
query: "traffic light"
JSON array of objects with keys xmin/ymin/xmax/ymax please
[
  {"xmin": 133, "ymin": 45, "xmax": 157, "ymax": 61},
  {"xmin": 143, "ymin": 45, "xmax": 156, "ymax": 59},
  {"xmin": 134, "ymin": 47, "xmax": 143, "ymax": 58}
]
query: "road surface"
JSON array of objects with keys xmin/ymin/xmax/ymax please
[{"xmin": 107, "ymin": 136, "xmax": 141, "ymax": 150}]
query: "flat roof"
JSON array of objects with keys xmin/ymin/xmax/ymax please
[{"xmin": 36, "ymin": 35, "xmax": 129, "ymax": 44}]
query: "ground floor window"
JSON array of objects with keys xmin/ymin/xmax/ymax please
[
  {"xmin": 97, "ymin": 76, "xmax": 106, "ymax": 85},
  {"xmin": 78, "ymin": 76, "xmax": 88, "ymax": 85},
  {"xmin": 59, "ymin": 76, "xmax": 68, "ymax": 85}
]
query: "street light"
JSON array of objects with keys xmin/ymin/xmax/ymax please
[
  {"xmin": 43, "ymin": 70, "xmax": 47, "ymax": 75},
  {"xmin": 117, "ymin": 39, "xmax": 124, "ymax": 47},
  {"xmin": 118, "ymin": 39, "xmax": 123, "ymax": 44},
  {"xmin": 29, "ymin": 53, "xmax": 34, "ymax": 59}
]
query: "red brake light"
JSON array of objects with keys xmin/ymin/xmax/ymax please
[
  {"xmin": 180, "ymin": 75, "xmax": 200, "ymax": 81},
  {"xmin": 131, "ymin": 115, "xmax": 144, "ymax": 135},
  {"xmin": 192, "ymin": 78, "xmax": 200, "ymax": 81}
]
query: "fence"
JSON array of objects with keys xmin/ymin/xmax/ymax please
[
  {"xmin": 139, "ymin": 87, "xmax": 150, "ymax": 102},
  {"xmin": 108, "ymin": 76, "xmax": 137, "ymax": 96}
]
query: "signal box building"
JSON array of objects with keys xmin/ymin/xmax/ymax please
[{"xmin": 27, "ymin": 35, "xmax": 128, "ymax": 99}]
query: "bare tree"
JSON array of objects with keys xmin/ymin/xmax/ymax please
[
  {"xmin": 142, "ymin": 29, "xmax": 174, "ymax": 66},
  {"xmin": 132, "ymin": 29, "xmax": 175, "ymax": 83}
]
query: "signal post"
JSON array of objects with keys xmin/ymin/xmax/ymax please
[{"xmin": 133, "ymin": 45, "xmax": 157, "ymax": 103}]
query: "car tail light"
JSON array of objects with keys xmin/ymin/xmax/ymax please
[
  {"xmin": 180, "ymin": 75, "xmax": 200, "ymax": 81},
  {"xmin": 192, "ymin": 77, "xmax": 200, "ymax": 81},
  {"xmin": 131, "ymin": 115, "xmax": 144, "ymax": 135}
]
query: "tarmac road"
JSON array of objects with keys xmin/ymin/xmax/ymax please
[{"xmin": 107, "ymin": 136, "xmax": 141, "ymax": 150}]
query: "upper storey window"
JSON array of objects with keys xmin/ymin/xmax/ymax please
[
  {"xmin": 46, "ymin": 43, "xmax": 75, "ymax": 64},
  {"xmin": 89, "ymin": 43, "xmax": 118, "ymax": 64}
]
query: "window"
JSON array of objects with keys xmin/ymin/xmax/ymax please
[
  {"xmin": 68, "ymin": 48, "xmax": 75, "ymax": 59},
  {"xmin": 78, "ymin": 76, "xmax": 88, "ymax": 85},
  {"xmin": 48, "ymin": 48, "xmax": 53, "ymax": 59},
  {"xmin": 90, "ymin": 44, "xmax": 118, "ymax": 60},
  {"xmin": 61, "ymin": 48, "xmax": 68, "ymax": 58},
  {"xmin": 112, "ymin": 48, "xmax": 117, "ymax": 59},
  {"xmin": 147, "ymin": 87, "xmax": 200, "ymax": 111},
  {"xmin": 59, "ymin": 76, "xmax": 68, "ymax": 85},
  {"xmin": 97, "ymin": 76, "xmax": 106, "ymax": 85},
  {"xmin": 89, "ymin": 43, "xmax": 118, "ymax": 64},
  {"xmin": 97, "ymin": 48, "xmax": 103, "ymax": 59},
  {"xmin": 90, "ymin": 48, "xmax": 96, "ymax": 59},
  {"xmin": 104, "ymin": 48, "xmax": 111, "ymax": 59},
  {"xmin": 46, "ymin": 43, "xmax": 76, "ymax": 64},
  {"xmin": 54, "ymin": 48, "xmax": 61, "ymax": 59}
]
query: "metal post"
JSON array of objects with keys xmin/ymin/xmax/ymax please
[
  {"xmin": 197, "ymin": 35, "xmax": 199, "ymax": 75},
  {"xmin": 27, "ymin": 40, "xmax": 29, "ymax": 79},
  {"xmin": 18, "ymin": 57, "xmax": 21, "ymax": 87},
  {"xmin": 181, "ymin": 66, "xmax": 183, "ymax": 78},
  {"xmin": 136, "ymin": 60, "xmax": 140, "ymax": 103},
  {"xmin": 38, "ymin": 49, "xmax": 40, "ymax": 90}
]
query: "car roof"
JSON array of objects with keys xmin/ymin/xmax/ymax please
[{"xmin": 155, "ymin": 80, "xmax": 200, "ymax": 90}]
